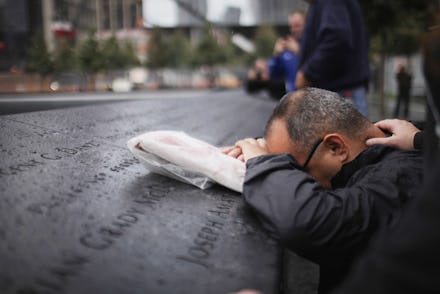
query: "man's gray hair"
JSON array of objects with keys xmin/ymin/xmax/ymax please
[{"xmin": 265, "ymin": 87, "xmax": 370, "ymax": 152}]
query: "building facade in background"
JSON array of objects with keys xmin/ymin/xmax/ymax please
[
  {"xmin": 48, "ymin": 0, "xmax": 143, "ymax": 38},
  {"xmin": 173, "ymin": 0, "xmax": 307, "ymax": 27},
  {"xmin": 222, "ymin": 6, "xmax": 241, "ymax": 25},
  {"xmin": 0, "ymin": 0, "xmax": 145, "ymax": 71},
  {"xmin": 0, "ymin": 0, "xmax": 43, "ymax": 70},
  {"xmin": 176, "ymin": 0, "xmax": 208, "ymax": 26},
  {"xmin": 0, "ymin": 0, "xmax": 308, "ymax": 71},
  {"xmin": 255, "ymin": 0, "xmax": 307, "ymax": 25}
]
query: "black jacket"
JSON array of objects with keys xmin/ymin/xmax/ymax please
[
  {"xmin": 243, "ymin": 145, "xmax": 423, "ymax": 293},
  {"xmin": 299, "ymin": 0, "xmax": 370, "ymax": 91},
  {"xmin": 333, "ymin": 157, "xmax": 440, "ymax": 293}
]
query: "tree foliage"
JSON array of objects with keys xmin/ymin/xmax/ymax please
[
  {"xmin": 360, "ymin": 0, "xmax": 437, "ymax": 55},
  {"xmin": 121, "ymin": 42, "xmax": 140, "ymax": 67},
  {"xmin": 25, "ymin": 31, "xmax": 53, "ymax": 75},
  {"xmin": 147, "ymin": 27, "xmax": 170, "ymax": 69},
  {"xmin": 167, "ymin": 30, "xmax": 193, "ymax": 68},
  {"xmin": 106, "ymin": 37, "xmax": 139, "ymax": 70},
  {"xmin": 103, "ymin": 36, "xmax": 139, "ymax": 70},
  {"xmin": 358, "ymin": 0, "xmax": 437, "ymax": 115},
  {"xmin": 100, "ymin": 35, "xmax": 127, "ymax": 71},
  {"xmin": 253, "ymin": 24, "xmax": 278, "ymax": 59},
  {"xmin": 53, "ymin": 39, "xmax": 77, "ymax": 72},
  {"xmin": 78, "ymin": 31, "xmax": 102, "ymax": 74},
  {"xmin": 147, "ymin": 26, "xmax": 245, "ymax": 68},
  {"xmin": 193, "ymin": 24, "xmax": 229, "ymax": 66},
  {"xmin": 147, "ymin": 29, "xmax": 193, "ymax": 68},
  {"xmin": 26, "ymin": 31, "xmax": 139, "ymax": 75},
  {"xmin": 226, "ymin": 35, "xmax": 252, "ymax": 66}
]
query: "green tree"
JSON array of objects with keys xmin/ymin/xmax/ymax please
[
  {"xmin": 167, "ymin": 30, "xmax": 193, "ymax": 68},
  {"xmin": 78, "ymin": 31, "xmax": 102, "ymax": 74},
  {"xmin": 101, "ymin": 35, "xmax": 127, "ymax": 71},
  {"xmin": 193, "ymin": 24, "xmax": 229, "ymax": 67},
  {"xmin": 53, "ymin": 39, "xmax": 78, "ymax": 72},
  {"xmin": 359, "ymin": 0, "xmax": 437, "ymax": 115},
  {"xmin": 78, "ymin": 31, "xmax": 103, "ymax": 90},
  {"xmin": 147, "ymin": 27, "xmax": 170, "ymax": 69},
  {"xmin": 253, "ymin": 24, "xmax": 278, "ymax": 59},
  {"xmin": 147, "ymin": 28, "xmax": 193, "ymax": 68},
  {"xmin": 121, "ymin": 41, "xmax": 140, "ymax": 67},
  {"xmin": 361, "ymin": 0, "xmax": 436, "ymax": 56},
  {"xmin": 223, "ymin": 35, "xmax": 249, "ymax": 67},
  {"xmin": 25, "ymin": 31, "xmax": 53, "ymax": 76}
]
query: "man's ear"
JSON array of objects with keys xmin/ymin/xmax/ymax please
[{"xmin": 322, "ymin": 134, "xmax": 349, "ymax": 161}]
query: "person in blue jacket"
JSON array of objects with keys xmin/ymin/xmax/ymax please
[
  {"xmin": 267, "ymin": 10, "xmax": 305, "ymax": 94},
  {"xmin": 295, "ymin": 0, "xmax": 370, "ymax": 116}
]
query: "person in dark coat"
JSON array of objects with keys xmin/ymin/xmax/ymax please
[
  {"xmin": 295, "ymin": 0, "xmax": 370, "ymax": 116},
  {"xmin": 394, "ymin": 64, "xmax": 412, "ymax": 118},
  {"xmin": 230, "ymin": 88, "xmax": 423, "ymax": 293}
]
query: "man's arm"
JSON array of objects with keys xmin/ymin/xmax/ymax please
[{"xmin": 243, "ymin": 154, "xmax": 376, "ymax": 262}]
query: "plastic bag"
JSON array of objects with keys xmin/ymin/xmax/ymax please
[{"xmin": 127, "ymin": 131, "xmax": 245, "ymax": 193}]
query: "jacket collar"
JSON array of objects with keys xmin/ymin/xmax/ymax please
[{"xmin": 331, "ymin": 145, "xmax": 394, "ymax": 188}]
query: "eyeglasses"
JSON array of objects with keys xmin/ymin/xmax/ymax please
[{"xmin": 302, "ymin": 138, "xmax": 323, "ymax": 170}]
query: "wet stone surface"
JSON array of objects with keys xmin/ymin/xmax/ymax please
[{"xmin": 0, "ymin": 93, "xmax": 282, "ymax": 294}]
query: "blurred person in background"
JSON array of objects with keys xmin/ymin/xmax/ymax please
[
  {"xmin": 267, "ymin": 10, "xmax": 305, "ymax": 94},
  {"xmin": 247, "ymin": 58, "xmax": 270, "ymax": 82},
  {"xmin": 295, "ymin": 0, "xmax": 370, "ymax": 116},
  {"xmin": 246, "ymin": 11, "xmax": 305, "ymax": 99},
  {"xmin": 245, "ymin": 58, "xmax": 270, "ymax": 93},
  {"xmin": 394, "ymin": 64, "xmax": 413, "ymax": 118}
]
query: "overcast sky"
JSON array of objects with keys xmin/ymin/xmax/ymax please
[{"xmin": 143, "ymin": 0, "xmax": 254, "ymax": 27}]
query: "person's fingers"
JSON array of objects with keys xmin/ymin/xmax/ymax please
[
  {"xmin": 373, "ymin": 119, "xmax": 395, "ymax": 126},
  {"xmin": 219, "ymin": 146, "xmax": 233, "ymax": 154},
  {"xmin": 366, "ymin": 137, "xmax": 394, "ymax": 147},
  {"xmin": 374, "ymin": 119, "xmax": 419, "ymax": 133},
  {"xmin": 227, "ymin": 147, "xmax": 242, "ymax": 158},
  {"xmin": 237, "ymin": 154, "xmax": 244, "ymax": 162},
  {"xmin": 373, "ymin": 119, "xmax": 398, "ymax": 132},
  {"xmin": 228, "ymin": 290, "xmax": 264, "ymax": 294},
  {"xmin": 234, "ymin": 140, "xmax": 247, "ymax": 150}
]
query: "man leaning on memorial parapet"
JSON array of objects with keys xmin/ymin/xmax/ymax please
[{"xmin": 223, "ymin": 87, "xmax": 423, "ymax": 293}]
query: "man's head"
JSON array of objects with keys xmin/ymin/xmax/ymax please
[
  {"xmin": 397, "ymin": 63, "xmax": 407, "ymax": 74},
  {"xmin": 288, "ymin": 11, "xmax": 305, "ymax": 40},
  {"xmin": 264, "ymin": 88, "xmax": 382, "ymax": 188}
]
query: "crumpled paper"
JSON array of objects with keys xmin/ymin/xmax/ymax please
[{"xmin": 127, "ymin": 130, "xmax": 245, "ymax": 193}]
